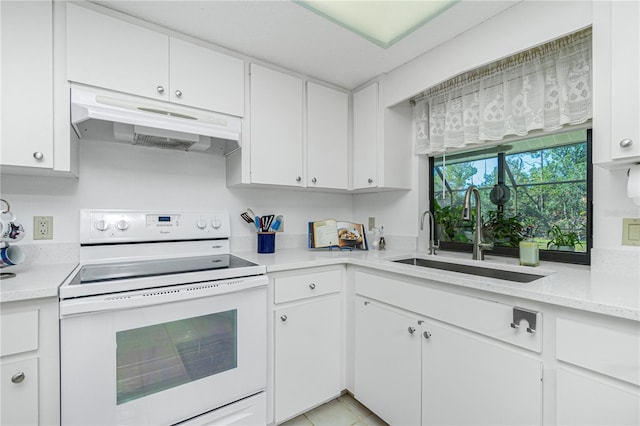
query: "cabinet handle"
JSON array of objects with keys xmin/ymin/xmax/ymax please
[
  {"xmin": 408, "ymin": 326, "xmax": 416, "ymax": 334},
  {"xmin": 296, "ymin": 176, "xmax": 302, "ymax": 183},
  {"xmin": 280, "ymin": 315, "xmax": 287, "ymax": 322},
  {"xmin": 312, "ymin": 177, "xmax": 317, "ymax": 183},
  {"xmin": 175, "ymin": 90, "xmax": 183, "ymax": 98},
  {"xmin": 33, "ymin": 152, "xmax": 44, "ymax": 160},
  {"xmin": 156, "ymin": 85, "xmax": 165, "ymax": 94},
  {"xmin": 368, "ymin": 178, "xmax": 373, "ymax": 184},
  {"xmin": 309, "ymin": 283, "xmax": 316, "ymax": 290},
  {"xmin": 620, "ymin": 139, "xmax": 633, "ymax": 148},
  {"xmin": 423, "ymin": 331, "xmax": 432, "ymax": 339},
  {"xmin": 11, "ymin": 372, "xmax": 25, "ymax": 384}
]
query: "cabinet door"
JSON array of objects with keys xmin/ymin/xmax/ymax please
[
  {"xmin": 610, "ymin": 0, "xmax": 640, "ymax": 160},
  {"xmin": 556, "ymin": 368, "xmax": 640, "ymax": 425},
  {"xmin": 1, "ymin": 0, "xmax": 53, "ymax": 168},
  {"xmin": 307, "ymin": 82, "xmax": 349, "ymax": 190},
  {"xmin": 66, "ymin": 4, "xmax": 169, "ymax": 101},
  {"xmin": 1, "ymin": 357, "xmax": 39, "ymax": 426},
  {"xmin": 354, "ymin": 298, "xmax": 421, "ymax": 426},
  {"xmin": 274, "ymin": 296, "xmax": 341, "ymax": 423},
  {"xmin": 250, "ymin": 64, "xmax": 303, "ymax": 186},
  {"xmin": 421, "ymin": 320, "xmax": 542, "ymax": 426},
  {"xmin": 169, "ymin": 38, "xmax": 244, "ymax": 116},
  {"xmin": 352, "ymin": 83, "xmax": 378, "ymax": 189}
]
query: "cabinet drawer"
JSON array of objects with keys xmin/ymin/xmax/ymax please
[
  {"xmin": 1, "ymin": 310, "xmax": 38, "ymax": 357},
  {"xmin": 274, "ymin": 269, "xmax": 341, "ymax": 304},
  {"xmin": 1, "ymin": 357, "xmax": 39, "ymax": 425},
  {"xmin": 355, "ymin": 271, "xmax": 542, "ymax": 352},
  {"xmin": 556, "ymin": 318, "xmax": 640, "ymax": 385}
]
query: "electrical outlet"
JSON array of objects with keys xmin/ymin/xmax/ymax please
[
  {"xmin": 368, "ymin": 217, "xmax": 376, "ymax": 231},
  {"xmin": 33, "ymin": 216, "xmax": 53, "ymax": 240}
]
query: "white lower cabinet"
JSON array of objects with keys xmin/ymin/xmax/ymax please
[
  {"xmin": 555, "ymin": 317, "xmax": 640, "ymax": 425},
  {"xmin": 1, "ymin": 357, "xmax": 39, "ymax": 425},
  {"xmin": 271, "ymin": 268, "xmax": 343, "ymax": 424},
  {"xmin": 354, "ymin": 296, "xmax": 542, "ymax": 426},
  {"xmin": 421, "ymin": 319, "xmax": 542, "ymax": 426},
  {"xmin": 0, "ymin": 297, "xmax": 59, "ymax": 425},
  {"xmin": 354, "ymin": 299, "xmax": 421, "ymax": 426}
]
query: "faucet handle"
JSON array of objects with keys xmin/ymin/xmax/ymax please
[{"xmin": 479, "ymin": 242, "xmax": 494, "ymax": 250}]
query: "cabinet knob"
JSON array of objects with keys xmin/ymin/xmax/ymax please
[
  {"xmin": 280, "ymin": 315, "xmax": 287, "ymax": 322},
  {"xmin": 620, "ymin": 139, "xmax": 633, "ymax": 148},
  {"xmin": 33, "ymin": 152, "xmax": 44, "ymax": 160},
  {"xmin": 312, "ymin": 177, "xmax": 317, "ymax": 183},
  {"xmin": 175, "ymin": 90, "xmax": 183, "ymax": 98},
  {"xmin": 408, "ymin": 326, "xmax": 416, "ymax": 334},
  {"xmin": 368, "ymin": 178, "xmax": 373, "ymax": 184},
  {"xmin": 156, "ymin": 85, "xmax": 165, "ymax": 94},
  {"xmin": 309, "ymin": 283, "xmax": 316, "ymax": 290},
  {"xmin": 423, "ymin": 331, "xmax": 432, "ymax": 339},
  {"xmin": 11, "ymin": 372, "xmax": 25, "ymax": 384},
  {"xmin": 296, "ymin": 176, "xmax": 302, "ymax": 182}
]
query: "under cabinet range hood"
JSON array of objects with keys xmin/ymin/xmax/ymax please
[{"xmin": 71, "ymin": 85, "xmax": 241, "ymax": 154}]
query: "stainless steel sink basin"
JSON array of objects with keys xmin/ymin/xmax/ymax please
[{"xmin": 392, "ymin": 258, "xmax": 544, "ymax": 283}]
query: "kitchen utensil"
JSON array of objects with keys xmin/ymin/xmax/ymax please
[
  {"xmin": 271, "ymin": 215, "xmax": 283, "ymax": 232},
  {"xmin": 240, "ymin": 212, "xmax": 254, "ymax": 224},
  {"xmin": 261, "ymin": 215, "xmax": 274, "ymax": 232}
]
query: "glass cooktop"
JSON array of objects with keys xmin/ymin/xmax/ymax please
[{"xmin": 70, "ymin": 254, "xmax": 259, "ymax": 285}]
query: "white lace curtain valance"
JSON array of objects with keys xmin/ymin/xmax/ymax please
[{"xmin": 413, "ymin": 29, "xmax": 592, "ymax": 155}]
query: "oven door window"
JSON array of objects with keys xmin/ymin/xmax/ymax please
[{"xmin": 116, "ymin": 310, "xmax": 237, "ymax": 405}]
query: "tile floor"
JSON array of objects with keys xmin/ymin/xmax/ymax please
[{"xmin": 281, "ymin": 394, "xmax": 388, "ymax": 426}]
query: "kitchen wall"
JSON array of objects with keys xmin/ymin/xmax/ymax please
[
  {"xmin": 0, "ymin": 137, "xmax": 353, "ymax": 253},
  {"xmin": 354, "ymin": 0, "xmax": 640, "ymax": 270}
]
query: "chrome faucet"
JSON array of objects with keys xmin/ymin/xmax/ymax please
[
  {"xmin": 462, "ymin": 185, "xmax": 493, "ymax": 260},
  {"xmin": 420, "ymin": 210, "xmax": 438, "ymax": 255}
]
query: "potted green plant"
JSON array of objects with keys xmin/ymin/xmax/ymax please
[
  {"xmin": 482, "ymin": 210, "xmax": 524, "ymax": 247},
  {"xmin": 546, "ymin": 225, "xmax": 582, "ymax": 251}
]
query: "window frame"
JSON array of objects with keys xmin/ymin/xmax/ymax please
[{"xmin": 429, "ymin": 129, "xmax": 593, "ymax": 265}]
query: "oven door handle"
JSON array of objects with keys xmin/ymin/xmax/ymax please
[{"xmin": 60, "ymin": 275, "xmax": 267, "ymax": 318}]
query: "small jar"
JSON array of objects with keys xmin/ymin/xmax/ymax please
[{"xmin": 519, "ymin": 239, "xmax": 539, "ymax": 267}]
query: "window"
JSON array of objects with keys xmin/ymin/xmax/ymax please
[{"xmin": 430, "ymin": 129, "xmax": 592, "ymax": 265}]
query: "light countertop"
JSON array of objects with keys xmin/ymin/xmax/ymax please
[
  {"xmin": 1, "ymin": 247, "xmax": 637, "ymax": 322},
  {"xmin": 235, "ymin": 248, "xmax": 640, "ymax": 321},
  {"xmin": 0, "ymin": 262, "xmax": 78, "ymax": 303}
]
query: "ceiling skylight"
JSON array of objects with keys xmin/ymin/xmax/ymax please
[{"xmin": 295, "ymin": 0, "xmax": 460, "ymax": 48}]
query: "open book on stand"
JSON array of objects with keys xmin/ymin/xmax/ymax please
[{"xmin": 308, "ymin": 220, "xmax": 368, "ymax": 250}]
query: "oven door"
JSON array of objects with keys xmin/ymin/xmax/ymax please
[{"xmin": 60, "ymin": 276, "xmax": 267, "ymax": 426}]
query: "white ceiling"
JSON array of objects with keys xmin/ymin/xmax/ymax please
[{"xmin": 92, "ymin": 0, "xmax": 520, "ymax": 90}]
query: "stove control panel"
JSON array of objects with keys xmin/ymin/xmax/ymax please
[{"xmin": 80, "ymin": 210, "xmax": 230, "ymax": 244}]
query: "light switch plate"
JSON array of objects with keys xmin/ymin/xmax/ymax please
[{"xmin": 622, "ymin": 218, "xmax": 640, "ymax": 246}]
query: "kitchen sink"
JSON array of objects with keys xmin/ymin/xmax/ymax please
[{"xmin": 392, "ymin": 258, "xmax": 545, "ymax": 283}]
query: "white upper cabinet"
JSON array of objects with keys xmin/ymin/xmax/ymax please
[
  {"xmin": 307, "ymin": 82, "xmax": 349, "ymax": 190},
  {"xmin": 169, "ymin": 38, "xmax": 244, "ymax": 116},
  {"xmin": 66, "ymin": 4, "xmax": 244, "ymax": 116},
  {"xmin": 249, "ymin": 64, "xmax": 304, "ymax": 186},
  {"xmin": 352, "ymin": 78, "xmax": 412, "ymax": 191},
  {"xmin": 593, "ymin": 0, "xmax": 640, "ymax": 168},
  {"xmin": 1, "ymin": 0, "xmax": 53, "ymax": 169},
  {"xmin": 353, "ymin": 82, "xmax": 379, "ymax": 190}
]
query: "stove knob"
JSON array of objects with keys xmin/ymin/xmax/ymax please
[
  {"xmin": 211, "ymin": 218, "xmax": 222, "ymax": 229},
  {"xmin": 95, "ymin": 220, "xmax": 109, "ymax": 231},
  {"xmin": 116, "ymin": 220, "xmax": 129, "ymax": 231},
  {"xmin": 196, "ymin": 218, "xmax": 208, "ymax": 230}
]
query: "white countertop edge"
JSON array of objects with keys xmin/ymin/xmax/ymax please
[{"xmin": 239, "ymin": 249, "xmax": 639, "ymax": 322}]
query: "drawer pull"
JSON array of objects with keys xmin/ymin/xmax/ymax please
[
  {"xmin": 11, "ymin": 372, "xmax": 25, "ymax": 384},
  {"xmin": 408, "ymin": 326, "xmax": 416, "ymax": 334},
  {"xmin": 619, "ymin": 138, "xmax": 633, "ymax": 148},
  {"xmin": 309, "ymin": 283, "xmax": 316, "ymax": 290},
  {"xmin": 510, "ymin": 307, "xmax": 538, "ymax": 333},
  {"xmin": 280, "ymin": 315, "xmax": 287, "ymax": 322},
  {"xmin": 423, "ymin": 331, "xmax": 432, "ymax": 339}
]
